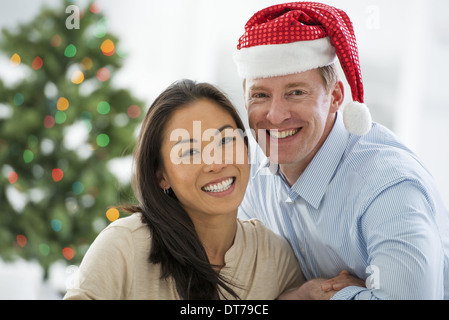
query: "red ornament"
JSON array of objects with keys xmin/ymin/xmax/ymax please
[
  {"xmin": 89, "ymin": 2, "xmax": 101, "ymax": 14},
  {"xmin": 96, "ymin": 67, "xmax": 110, "ymax": 81},
  {"xmin": 44, "ymin": 115, "xmax": 55, "ymax": 128},
  {"xmin": 127, "ymin": 105, "xmax": 141, "ymax": 119},
  {"xmin": 62, "ymin": 247, "xmax": 75, "ymax": 260},
  {"xmin": 32, "ymin": 56, "xmax": 43, "ymax": 70},
  {"xmin": 16, "ymin": 235, "xmax": 27, "ymax": 248},
  {"xmin": 52, "ymin": 168, "xmax": 64, "ymax": 182},
  {"xmin": 8, "ymin": 171, "xmax": 18, "ymax": 184}
]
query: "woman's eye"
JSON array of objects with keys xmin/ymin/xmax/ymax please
[
  {"xmin": 220, "ymin": 136, "xmax": 236, "ymax": 146},
  {"xmin": 181, "ymin": 149, "xmax": 199, "ymax": 157}
]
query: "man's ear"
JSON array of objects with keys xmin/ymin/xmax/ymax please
[{"xmin": 330, "ymin": 80, "xmax": 345, "ymax": 113}]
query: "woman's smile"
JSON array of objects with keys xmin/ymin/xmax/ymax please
[{"xmin": 201, "ymin": 176, "xmax": 236, "ymax": 197}]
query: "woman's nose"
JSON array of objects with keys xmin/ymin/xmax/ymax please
[
  {"xmin": 202, "ymin": 151, "xmax": 228, "ymax": 173},
  {"xmin": 203, "ymin": 162, "xmax": 227, "ymax": 173}
]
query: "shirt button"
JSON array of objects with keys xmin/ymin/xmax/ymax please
[{"xmin": 301, "ymin": 247, "xmax": 306, "ymax": 254}]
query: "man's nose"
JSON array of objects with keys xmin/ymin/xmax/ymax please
[{"xmin": 266, "ymin": 96, "xmax": 291, "ymax": 126}]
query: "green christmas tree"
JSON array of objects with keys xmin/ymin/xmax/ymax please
[{"xmin": 0, "ymin": 0, "xmax": 143, "ymax": 277}]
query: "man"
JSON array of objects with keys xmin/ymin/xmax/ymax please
[{"xmin": 235, "ymin": 2, "xmax": 449, "ymax": 300}]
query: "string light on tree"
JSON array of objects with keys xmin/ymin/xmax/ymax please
[
  {"xmin": 57, "ymin": 97, "xmax": 69, "ymax": 111},
  {"xmin": 106, "ymin": 207, "xmax": 120, "ymax": 222},
  {"xmin": 10, "ymin": 53, "xmax": 21, "ymax": 66},
  {"xmin": 71, "ymin": 70, "xmax": 85, "ymax": 84},
  {"xmin": 64, "ymin": 44, "xmax": 77, "ymax": 58},
  {"xmin": 100, "ymin": 39, "xmax": 115, "ymax": 56}
]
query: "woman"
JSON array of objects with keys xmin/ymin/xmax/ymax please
[{"xmin": 64, "ymin": 79, "xmax": 305, "ymax": 299}]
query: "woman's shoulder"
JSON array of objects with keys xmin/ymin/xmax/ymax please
[
  {"xmin": 237, "ymin": 217, "xmax": 265, "ymax": 230},
  {"xmin": 106, "ymin": 212, "xmax": 148, "ymax": 233},
  {"xmin": 94, "ymin": 212, "xmax": 151, "ymax": 251},
  {"xmin": 238, "ymin": 217, "xmax": 276, "ymax": 233},
  {"xmin": 237, "ymin": 218, "xmax": 289, "ymax": 248},
  {"xmin": 73, "ymin": 212, "xmax": 152, "ymax": 275},
  {"xmin": 64, "ymin": 213, "xmax": 152, "ymax": 299}
]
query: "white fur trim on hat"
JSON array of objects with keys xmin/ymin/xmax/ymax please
[
  {"xmin": 233, "ymin": 37, "xmax": 337, "ymax": 80},
  {"xmin": 343, "ymin": 101, "xmax": 372, "ymax": 136}
]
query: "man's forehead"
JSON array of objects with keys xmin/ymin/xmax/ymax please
[{"xmin": 247, "ymin": 74, "xmax": 317, "ymax": 91}]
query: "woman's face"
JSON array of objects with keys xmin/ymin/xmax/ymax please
[{"xmin": 158, "ymin": 99, "xmax": 250, "ymax": 220}]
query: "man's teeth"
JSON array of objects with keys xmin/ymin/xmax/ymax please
[
  {"xmin": 203, "ymin": 178, "xmax": 234, "ymax": 193},
  {"xmin": 269, "ymin": 129, "xmax": 300, "ymax": 139}
]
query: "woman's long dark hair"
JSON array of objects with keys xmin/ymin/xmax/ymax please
[{"xmin": 121, "ymin": 79, "xmax": 247, "ymax": 299}]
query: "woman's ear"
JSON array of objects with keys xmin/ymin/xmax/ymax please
[{"xmin": 156, "ymin": 169, "xmax": 170, "ymax": 190}]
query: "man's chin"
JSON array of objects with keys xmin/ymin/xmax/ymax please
[{"xmin": 265, "ymin": 152, "xmax": 296, "ymax": 166}]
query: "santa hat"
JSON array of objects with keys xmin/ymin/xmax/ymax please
[{"xmin": 234, "ymin": 2, "xmax": 372, "ymax": 136}]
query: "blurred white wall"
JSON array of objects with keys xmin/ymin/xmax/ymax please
[{"xmin": 1, "ymin": 0, "xmax": 448, "ymax": 298}]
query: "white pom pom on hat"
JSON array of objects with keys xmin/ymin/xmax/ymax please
[
  {"xmin": 343, "ymin": 101, "xmax": 372, "ymax": 136},
  {"xmin": 233, "ymin": 2, "xmax": 372, "ymax": 136}
]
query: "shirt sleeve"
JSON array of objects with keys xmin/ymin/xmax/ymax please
[
  {"xmin": 332, "ymin": 180, "xmax": 445, "ymax": 300},
  {"xmin": 64, "ymin": 225, "xmax": 135, "ymax": 300}
]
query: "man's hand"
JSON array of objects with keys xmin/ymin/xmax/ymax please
[
  {"xmin": 278, "ymin": 270, "xmax": 366, "ymax": 300},
  {"xmin": 278, "ymin": 278, "xmax": 338, "ymax": 300},
  {"xmin": 320, "ymin": 270, "xmax": 366, "ymax": 292}
]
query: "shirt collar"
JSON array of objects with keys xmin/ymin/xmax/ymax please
[
  {"xmin": 254, "ymin": 156, "xmax": 278, "ymax": 176},
  {"xmin": 254, "ymin": 112, "xmax": 350, "ymax": 209},
  {"xmin": 293, "ymin": 112, "xmax": 349, "ymax": 208}
]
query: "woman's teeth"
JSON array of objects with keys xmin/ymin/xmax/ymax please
[
  {"xmin": 269, "ymin": 128, "xmax": 300, "ymax": 139},
  {"xmin": 202, "ymin": 178, "xmax": 235, "ymax": 193}
]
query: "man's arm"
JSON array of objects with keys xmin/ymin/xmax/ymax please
[
  {"xmin": 278, "ymin": 271, "xmax": 365, "ymax": 300},
  {"xmin": 280, "ymin": 180, "xmax": 445, "ymax": 300},
  {"xmin": 334, "ymin": 180, "xmax": 445, "ymax": 300}
]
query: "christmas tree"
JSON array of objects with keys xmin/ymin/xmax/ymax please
[{"xmin": 0, "ymin": 0, "xmax": 143, "ymax": 277}]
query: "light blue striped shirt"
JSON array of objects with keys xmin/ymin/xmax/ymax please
[{"xmin": 239, "ymin": 112, "xmax": 449, "ymax": 300}]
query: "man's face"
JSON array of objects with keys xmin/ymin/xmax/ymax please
[{"xmin": 245, "ymin": 69, "xmax": 342, "ymax": 170}]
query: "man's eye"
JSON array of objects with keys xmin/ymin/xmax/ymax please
[
  {"xmin": 288, "ymin": 90, "xmax": 304, "ymax": 96},
  {"xmin": 252, "ymin": 93, "xmax": 268, "ymax": 99}
]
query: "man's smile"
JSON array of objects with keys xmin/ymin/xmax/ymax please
[{"xmin": 267, "ymin": 128, "xmax": 302, "ymax": 140}]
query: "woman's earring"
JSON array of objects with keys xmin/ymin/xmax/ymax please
[{"xmin": 163, "ymin": 187, "xmax": 168, "ymax": 195}]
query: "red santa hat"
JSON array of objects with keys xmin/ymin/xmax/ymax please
[{"xmin": 234, "ymin": 2, "xmax": 372, "ymax": 136}]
